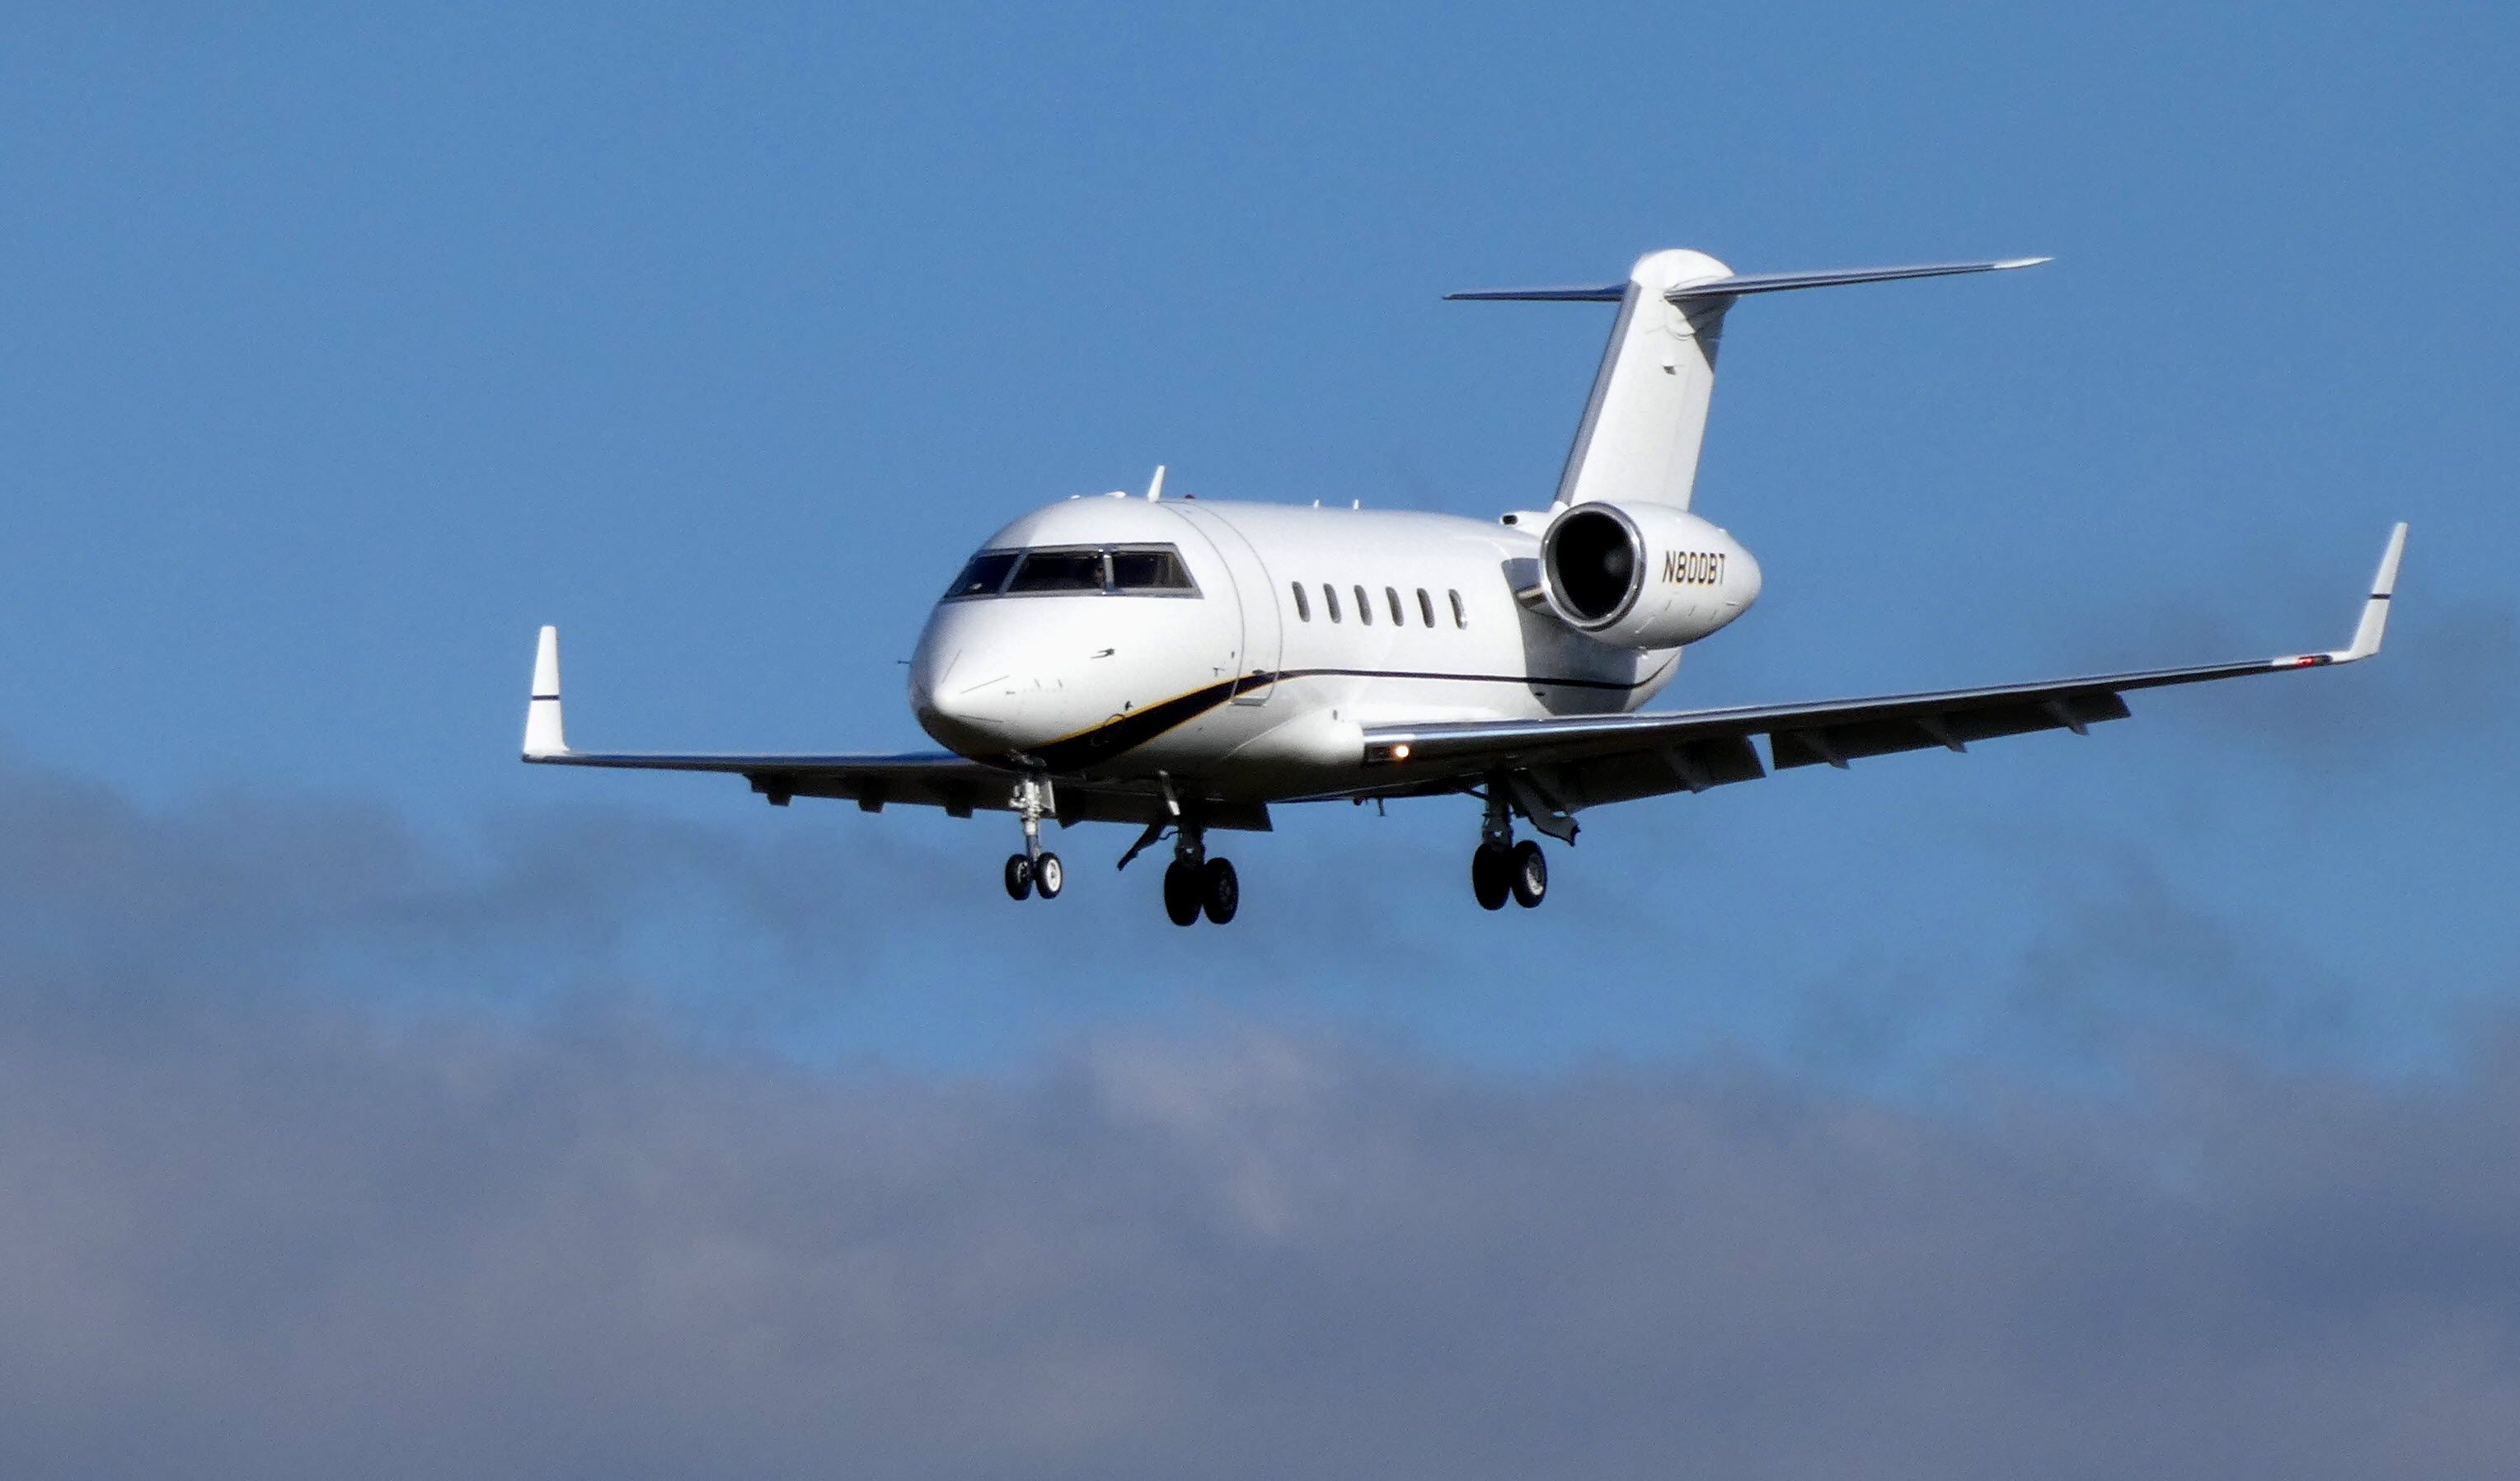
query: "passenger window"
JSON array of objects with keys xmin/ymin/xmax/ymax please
[
  {"xmin": 1109, "ymin": 546, "xmax": 1196, "ymax": 593},
  {"xmin": 944, "ymin": 551, "xmax": 1019, "ymax": 599},
  {"xmin": 1007, "ymin": 549, "xmax": 1107, "ymax": 593},
  {"xmin": 1354, "ymin": 584, "xmax": 1371, "ymax": 626},
  {"xmin": 1324, "ymin": 583, "xmax": 1341, "ymax": 623},
  {"xmin": 1449, "ymin": 589, "xmax": 1466, "ymax": 628},
  {"xmin": 1385, "ymin": 587, "xmax": 1404, "ymax": 625},
  {"xmin": 1291, "ymin": 582, "xmax": 1311, "ymax": 621},
  {"xmin": 1416, "ymin": 588, "xmax": 1435, "ymax": 626}
]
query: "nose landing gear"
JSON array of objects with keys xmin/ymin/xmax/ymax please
[
  {"xmin": 1005, "ymin": 851, "xmax": 1064, "ymax": 900},
  {"xmin": 1470, "ymin": 785, "xmax": 1548, "ymax": 911},
  {"xmin": 1003, "ymin": 773, "xmax": 1064, "ymax": 902}
]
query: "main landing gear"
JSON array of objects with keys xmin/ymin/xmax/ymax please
[
  {"xmin": 1003, "ymin": 772, "xmax": 1064, "ymax": 902},
  {"xmin": 1470, "ymin": 785, "xmax": 1547, "ymax": 911},
  {"xmin": 1115, "ymin": 809, "xmax": 1237, "ymax": 926},
  {"xmin": 1160, "ymin": 824, "xmax": 1237, "ymax": 926}
]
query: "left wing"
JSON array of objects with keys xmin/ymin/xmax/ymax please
[
  {"xmin": 1348, "ymin": 524, "xmax": 2407, "ymax": 839},
  {"xmin": 518, "ymin": 628, "xmax": 1246, "ymax": 827}
]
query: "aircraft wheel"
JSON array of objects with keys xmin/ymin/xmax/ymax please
[
  {"xmin": 1162, "ymin": 860, "xmax": 1203, "ymax": 926},
  {"xmin": 1509, "ymin": 840, "xmax": 1547, "ymax": 908},
  {"xmin": 1201, "ymin": 857, "xmax": 1240, "ymax": 925},
  {"xmin": 1035, "ymin": 851, "xmax": 1063, "ymax": 899},
  {"xmin": 1471, "ymin": 841, "xmax": 1511, "ymax": 911},
  {"xmin": 1003, "ymin": 854, "xmax": 1034, "ymax": 901}
]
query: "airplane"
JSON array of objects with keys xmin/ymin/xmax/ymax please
[{"xmin": 524, "ymin": 247, "xmax": 2407, "ymax": 926}]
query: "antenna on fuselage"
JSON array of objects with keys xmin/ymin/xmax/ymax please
[{"xmin": 1146, "ymin": 465, "xmax": 1167, "ymax": 501}]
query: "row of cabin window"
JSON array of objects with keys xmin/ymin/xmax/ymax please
[{"xmin": 1291, "ymin": 582, "xmax": 1466, "ymax": 630}]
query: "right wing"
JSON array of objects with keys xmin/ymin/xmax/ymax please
[
  {"xmin": 1346, "ymin": 524, "xmax": 2407, "ymax": 837},
  {"xmin": 517, "ymin": 628, "xmax": 1254, "ymax": 827}
]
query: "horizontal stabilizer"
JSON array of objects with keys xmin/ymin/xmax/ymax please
[
  {"xmin": 1444, "ymin": 283, "xmax": 1626, "ymax": 302},
  {"xmin": 1663, "ymin": 257, "xmax": 2048, "ymax": 301},
  {"xmin": 1448, "ymin": 256, "xmax": 2047, "ymax": 305}
]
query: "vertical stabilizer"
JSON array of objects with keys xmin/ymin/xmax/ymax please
[
  {"xmin": 1553, "ymin": 248, "xmax": 1734, "ymax": 511},
  {"xmin": 1448, "ymin": 249, "xmax": 2047, "ymax": 513}
]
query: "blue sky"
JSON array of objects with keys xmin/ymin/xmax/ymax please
[
  {"xmin": 8, "ymin": 7, "xmax": 2520, "ymax": 1474},
  {"xmin": 0, "ymin": 2, "xmax": 2513, "ymax": 1085}
]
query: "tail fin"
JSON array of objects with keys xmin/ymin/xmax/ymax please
[{"xmin": 1451, "ymin": 251, "xmax": 2047, "ymax": 511}]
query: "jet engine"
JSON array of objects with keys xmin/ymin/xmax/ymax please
[{"xmin": 1538, "ymin": 502, "xmax": 1762, "ymax": 649}]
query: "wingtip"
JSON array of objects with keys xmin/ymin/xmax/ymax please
[
  {"xmin": 2375, "ymin": 521, "xmax": 2410, "ymax": 596},
  {"xmin": 524, "ymin": 626, "xmax": 567, "ymax": 759},
  {"xmin": 2336, "ymin": 523, "xmax": 2408, "ymax": 663}
]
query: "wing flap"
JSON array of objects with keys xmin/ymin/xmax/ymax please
[
  {"xmin": 530, "ymin": 748, "xmax": 1017, "ymax": 809},
  {"xmin": 532, "ymin": 747, "xmax": 1265, "ymax": 827},
  {"xmin": 1768, "ymin": 689, "xmax": 2132, "ymax": 770}
]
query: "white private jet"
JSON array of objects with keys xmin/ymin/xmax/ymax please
[{"xmin": 525, "ymin": 248, "xmax": 2406, "ymax": 926}]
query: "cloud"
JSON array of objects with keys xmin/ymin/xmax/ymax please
[
  {"xmin": 7, "ymin": 1011, "xmax": 2520, "ymax": 1479},
  {"xmin": 0, "ymin": 751, "xmax": 2514, "ymax": 1478}
]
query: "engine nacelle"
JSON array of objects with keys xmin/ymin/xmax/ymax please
[{"xmin": 1539, "ymin": 501, "xmax": 1762, "ymax": 649}]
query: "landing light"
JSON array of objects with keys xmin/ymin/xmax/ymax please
[{"xmin": 1391, "ymin": 743, "xmax": 1411, "ymax": 761}]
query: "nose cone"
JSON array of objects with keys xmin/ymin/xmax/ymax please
[
  {"xmin": 1724, "ymin": 537, "xmax": 1763, "ymax": 613},
  {"xmin": 908, "ymin": 583, "xmax": 1209, "ymax": 765},
  {"xmin": 908, "ymin": 621, "xmax": 1025, "ymax": 757},
  {"xmin": 908, "ymin": 602, "xmax": 1097, "ymax": 758},
  {"xmin": 914, "ymin": 676, "xmax": 1032, "ymax": 757}
]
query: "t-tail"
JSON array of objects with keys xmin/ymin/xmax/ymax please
[{"xmin": 1449, "ymin": 250, "xmax": 2049, "ymax": 511}]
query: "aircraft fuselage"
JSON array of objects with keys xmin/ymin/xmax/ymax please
[{"xmin": 907, "ymin": 495, "xmax": 1748, "ymax": 803}]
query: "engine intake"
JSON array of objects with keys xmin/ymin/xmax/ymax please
[
  {"xmin": 1547, "ymin": 507, "xmax": 1642, "ymax": 622},
  {"xmin": 1539, "ymin": 502, "xmax": 1761, "ymax": 649}
]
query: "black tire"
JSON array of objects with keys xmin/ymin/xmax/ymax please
[
  {"xmin": 1471, "ymin": 842, "xmax": 1511, "ymax": 911},
  {"xmin": 1003, "ymin": 853, "xmax": 1034, "ymax": 901},
  {"xmin": 1201, "ymin": 857, "xmax": 1239, "ymax": 925},
  {"xmin": 1035, "ymin": 851, "xmax": 1064, "ymax": 899},
  {"xmin": 1509, "ymin": 840, "xmax": 1547, "ymax": 908},
  {"xmin": 1162, "ymin": 860, "xmax": 1202, "ymax": 926}
]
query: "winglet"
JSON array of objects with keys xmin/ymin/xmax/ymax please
[
  {"xmin": 523, "ymin": 626, "xmax": 568, "ymax": 758},
  {"xmin": 2331, "ymin": 523, "xmax": 2408, "ymax": 663}
]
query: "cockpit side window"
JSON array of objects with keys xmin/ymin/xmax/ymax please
[
  {"xmin": 1007, "ymin": 548, "xmax": 1109, "ymax": 593},
  {"xmin": 1109, "ymin": 546, "xmax": 1198, "ymax": 593},
  {"xmin": 943, "ymin": 551, "xmax": 1020, "ymax": 599}
]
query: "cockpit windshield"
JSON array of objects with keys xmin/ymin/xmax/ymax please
[
  {"xmin": 943, "ymin": 551, "xmax": 1020, "ymax": 598},
  {"xmin": 941, "ymin": 544, "xmax": 1200, "ymax": 600},
  {"xmin": 1109, "ymin": 546, "xmax": 1193, "ymax": 591},
  {"xmin": 1008, "ymin": 548, "xmax": 1107, "ymax": 593}
]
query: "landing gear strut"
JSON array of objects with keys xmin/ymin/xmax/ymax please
[
  {"xmin": 1157, "ymin": 823, "xmax": 1237, "ymax": 926},
  {"xmin": 1471, "ymin": 784, "xmax": 1547, "ymax": 911},
  {"xmin": 1004, "ymin": 772, "xmax": 1063, "ymax": 902}
]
